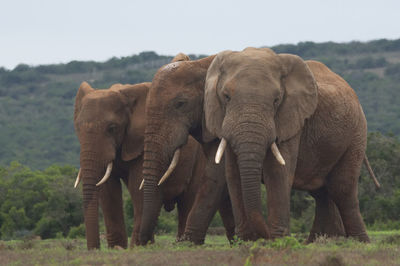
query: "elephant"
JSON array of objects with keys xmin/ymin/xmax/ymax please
[
  {"xmin": 203, "ymin": 47, "xmax": 380, "ymax": 242},
  {"xmin": 139, "ymin": 54, "xmax": 237, "ymax": 245},
  {"xmin": 138, "ymin": 51, "xmax": 379, "ymax": 245},
  {"xmin": 73, "ymin": 80, "xmax": 234, "ymax": 249}
]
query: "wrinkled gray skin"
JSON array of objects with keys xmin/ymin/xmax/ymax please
[
  {"xmin": 139, "ymin": 53, "xmax": 347, "ymax": 245},
  {"xmin": 74, "ymin": 81, "xmax": 233, "ymax": 250},
  {"xmin": 139, "ymin": 54, "xmax": 236, "ymax": 245},
  {"xmin": 74, "ymin": 82, "xmax": 148, "ymax": 249},
  {"xmin": 204, "ymin": 47, "xmax": 370, "ymax": 242}
]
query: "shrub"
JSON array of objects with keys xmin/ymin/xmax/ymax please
[
  {"xmin": 68, "ymin": 224, "xmax": 85, "ymax": 239},
  {"xmin": 34, "ymin": 217, "xmax": 61, "ymax": 239}
]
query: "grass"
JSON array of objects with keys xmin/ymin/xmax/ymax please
[{"xmin": 0, "ymin": 231, "xmax": 400, "ymax": 265}]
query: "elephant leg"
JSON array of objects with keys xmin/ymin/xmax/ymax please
[
  {"xmin": 263, "ymin": 134, "xmax": 300, "ymax": 239},
  {"xmin": 176, "ymin": 175, "xmax": 201, "ymax": 242},
  {"xmin": 99, "ymin": 176, "xmax": 127, "ymax": 248},
  {"xmin": 182, "ymin": 142, "xmax": 228, "ymax": 244},
  {"xmin": 217, "ymin": 186, "xmax": 235, "ymax": 242},
  {"xmin": 326, "ymin": 146, "xmax": 369, "ymax": 242},
  {"xmin": 176, "ymin": 197, "xmax": 191, "ymax": 241},
  {"xmin": 263, "ymin": 161, "xmax": 291, "ymax": 238},
  {"xmin": 182, "ymin": 171, "xmax": 224, "ymax": 244},
  {"xmin": 130, "ymin": 196, "xmax": 143, "ymax": 247},
  {"xmin": 225, "ymin": 144, "xmax": 257, "ymax": 241},
  {"xmin": 307, "ymin": 187, "xmax": 345, "ymax": 243},
  {"xmin": 125, "ymin": 158, "xmax": 144, "ymax": 248}
]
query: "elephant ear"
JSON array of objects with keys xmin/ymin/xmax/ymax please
[
  {"xmin": 171, "ymin": 53, "xmax": 190, "ymax": 62},
  {"xmin": 203, "ymin": 51, "xmax": 232, "ymax": 142},
  {"xmin": 74, "ymin": 81, "xmax": 94, "ymax": 121},
  {"xmin": 118, "ymin": 83, "xmax": 150, "ymax": 161},
  {"xmin": 275, "ymin": 54, "xmax": 318, "ymax": 142}
]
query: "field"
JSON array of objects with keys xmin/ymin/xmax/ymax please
[{"xmin": 1, "ymin": 231, "xmax": 400, "ymax": 265}]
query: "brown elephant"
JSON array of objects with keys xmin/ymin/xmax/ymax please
[
  {"xmin": 139, "ymin": 54, "xmax": 237, "ymax": 245},
  {"xmin": 73, "ymin": 81, "xmax": 234, "ymax": 249},
  {"xmin": 139, "ymin": 51, "xmax": 379, "ymax": 245},
  {"xmin": 204, "ymin": 47, "xmax": 380, "ymax": 242}
]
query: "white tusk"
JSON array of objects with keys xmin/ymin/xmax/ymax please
[
  {"xmin": 96, "ymin": 162, "xmax": 113, "ymax": 186},
  {"xmin": 139, "ymin": 179, "xmax": 145, "ymax": 190},
  {"xmin": 271, "ymin": 142, "xmax": 285, "ymax": 165},
  {"xmin": 74, "ymin": 169, "xmax": 81, "ymax": 188},
  {"xmin": 158, "ymin": 149, "xmax": 181, "ymax": 186},
  {"xmin": 215, "ymin": 138, "xmax": 227, "ymax": 164}
]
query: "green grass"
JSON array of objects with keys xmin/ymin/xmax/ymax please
[{"xmin": 1, "ymin": 231, "xmax": 400, "ymax": 265}]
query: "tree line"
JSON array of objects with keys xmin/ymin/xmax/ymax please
[
  {"xmin": 0, "ymin": 39, "xmax": 400, "ymax": 169},
  {"xmin": 0, "ymin": 132, "xmax": 399, "ymax": 240},
  {"xmin": 1, "ymin": 39, "xmax": 400, "ymax": 239}
]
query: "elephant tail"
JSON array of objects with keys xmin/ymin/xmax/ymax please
[{"xmin": 363, "ymin": 154, "xmax": 381, "ymax": 188}]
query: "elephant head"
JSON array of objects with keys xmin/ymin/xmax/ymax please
[
  {"xmin": 73, "ymin": 82, "xmax": 149, "ymax": 249},
  {"xmin": 139, "ymin": 54, "xmax": 215, "ymax": 244},
  {"xmin": 204, "ymin": 47, "xmax": 318, "ymax": 233}
]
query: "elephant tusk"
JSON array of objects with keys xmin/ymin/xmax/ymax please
[
  {"xmin": 215, "ymin": 138, "xmax": 227, "ymax": 164},
  {"xmin": 139, "ymin": 179, "xmax": 145, "ymax": 190},
  {"xmin": 74, "ymin": 169, "xmax": 81, "ymax": 188},
  {"xmin": 96, "ymin": 162, "xmax": 113, "ymax": 186},
  {"xmin": 158, "ymin": 149, "xmax": 181, "ymax": 186},
  {"xmin": 271, "ymin": 142, "xmax": 285, "ymax": 165}
]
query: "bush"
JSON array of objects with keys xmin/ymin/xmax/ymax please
[
  {"xmin": 34, "ymin": 217, "xmax": 62, "ymax": 239},
  {"xmin": 0, "ymin": 163, "xmax": 82, "ymax": 240},
  {"xmin": 68, "ymin": 224, "xmax": 85, "ymax": 239},
  {"xmin": 0, "ymin": 207, "xmax": 30, "ymax": 239},
  {"xmin": 155, "ymin": 209, "xmax": 177, "ymax": 234}
]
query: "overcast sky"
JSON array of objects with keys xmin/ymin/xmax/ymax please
[{"xmin": 0, "ymin": 0, "xmax": 399, "ymax": 69}]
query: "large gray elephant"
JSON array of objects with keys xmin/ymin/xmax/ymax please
[
  {"xmin": 139, "ymin": 54, "xmax": 238, "ymax": 245},
  {"xmin": 138, "ymin": 52, "xmax": 369, "ymax": 244},
  {"xmin": 203, "ymin": 47, "xmax": 379, "ymax": 242},
  {"xmin": 73, "ymin": 81, "xmax": 234, "ymax": 249}
]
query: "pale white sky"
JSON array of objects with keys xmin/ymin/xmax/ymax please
[{"xmin": 0, "ymin": 0, "xmax": 399, "ymax": 69}]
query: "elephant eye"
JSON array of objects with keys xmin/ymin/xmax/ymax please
[
  {"xmin": 107, "ymin": 124, "xmax": 118, "ymax": 134},
  {"xmin": 274, "ymin": 97, "xmax": 280, "ymax": 106},
  {"xmin": 223, "ymin": 92, "xmax": 231, "ymax": 102},
  {"xmin": 174, "ymin": 100, "xmax": 187, "ymax": 109}
]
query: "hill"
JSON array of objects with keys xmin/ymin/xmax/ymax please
[{"xmin": 0, "ymin": 39, "xmax": 399, "ymax": 169}]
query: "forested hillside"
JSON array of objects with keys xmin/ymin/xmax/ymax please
[
  {"xmin": 0, "ymin": 39, "xmax": 399, "ymax": 169},
  {"xmin": 1, "ymin": 39, "xmax": 400, "ymax": 240}
]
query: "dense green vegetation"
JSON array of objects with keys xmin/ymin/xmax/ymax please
[
  {"xmin": 0, "ymin": 39, "xmax": 400, "ymax": 169},
  {"xmin": 0, "ymin": 132, "xmax": 399, "ymax": 240},
  {"xmin": 0, "ymin": 163, "xmax": 81, "ymax": 240},
  {"xmin": 0, "ymin": 39, "xmax": 400, "ymax": 241}
]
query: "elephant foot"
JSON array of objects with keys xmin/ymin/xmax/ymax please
[
  {"xmin": 129, "ymin": 236, "xmax": 140, "ymax": 248},
  {"xmin": 349, "ymin": 233, "xmax": 370, "ymax": 243},
  {"xmin": 225, "ymin": 230, "xmax": 235, "ymax": 243},
  {"xmin": 249, "ymin": 212, "xmax": 270, "ymax": 240},
  {"xmin": 138, "ymin": 233, "xmax": 155, "ymax": 246},
  {"xmin": 268, "ymin": 225, "xmax": 290, "ymax": 240},
  {"xmin": 107, "ymin": 238, "xmax": 127, "ymax": 249},
  {"xmin": 236, "ymin": 230, "xmax": 260, "ymax": 242},
  {"xmin": 234, "ymin": 216, "xmax": 269, "ymax": 242},
  {"xmin": 180, "ymin": 231, "xmax": 205, "ymax": 245}
]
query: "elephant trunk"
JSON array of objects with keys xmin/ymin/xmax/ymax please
[
  {"xmin": 80, "ymin": 150, "xmax": 105, "ymax": 250},
  {"xmin": 139, "ymin": 140, "xmax": 165, "ymax": 245},
  {"xmin": 229, "ymin": 120, "xmax": 271, "ymax": 239}
]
